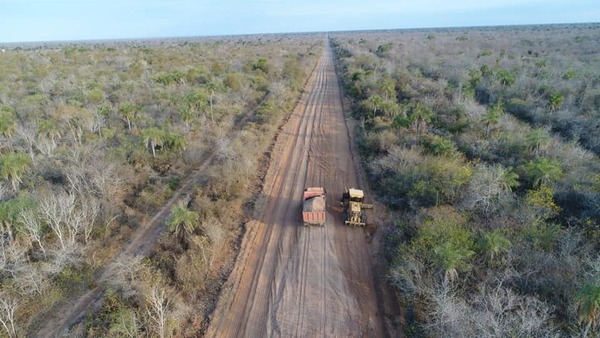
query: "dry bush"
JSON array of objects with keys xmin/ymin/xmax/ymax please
[
  {"xmin": 426, "ymin": 286, "xmax": 559, "ymax": 338},
  {"xmin": 0, "ymin": 34, "xmax": 323, "ymax": 335},
  {"xmin": 332, "ymin": 24, "xmax": 600, "ymax": 335}
]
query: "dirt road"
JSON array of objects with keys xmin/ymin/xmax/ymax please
[{"xmin": 206, "ymin": 44, "xmax": 399, "ymax": 337}]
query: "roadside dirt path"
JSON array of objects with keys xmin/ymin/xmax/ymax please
[
  {"xmin": 34, "ymin": 152, "xmax": 217, "ymax": 337},
  {"xmin": 35, "ymin": 87, "xmax": 282, "ymax": 337},
  {"xmin": 206, "ymin": 44, "xmax": 400, "ymax": 337}
]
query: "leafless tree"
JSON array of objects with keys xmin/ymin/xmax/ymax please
[
  {"xmin": 38, "ymin": 191, "xmax": 76, "ymax": 250},
  {"xmin": 65, "ymin": 110, "xmax": 93, "ymax": 145},
  {"xmin": 19, "ymin": 207, "xmax": 46, "ymax": 256},
  {"xmin": 64, "ymin": 166, "xmax": 90, "ymax": 198},
  {"xmin": 388, "ymin": 255, "xmax": 423, "ymax": 296},
  {"xmin": 215, "ymin": 137, "xmax": 236, "ymax": 165},
  {"xmin": 0, "ymin": 292, "xmax": 18, "ymax": 338},
  {"xmin": 44, "ymin": 246, "xmax": 80, "ymax": 277},
  {"xmin": 91, "ymin": 109, "xmax": 106, "ymax": 136},
  {"xmin": 268, "ymin": 81, "xmax": 288, "ymax": 101},
  {"xmin": 426, "ymin": 288, "xmax": 475, "ymax": 338},
  {"xmin": 15, "ymin": 125, "xmax": 37, "ymax": 163},
  {"xmin": 63, "ymin": 145, "xmax": 126, "ymax": 201},
  {"xmin": 37, "ymin": 189, "xmax": 99, "ymax": 247},
  {"xmin": 110, "ymin": 254, "xmax": 143, "ymax": 297},
  {"xmin": 473, "ymin": 286, "xmax": 559, "ymax": 337},
  {"xmin": 204, "ymin": 217, "xmax": 225, "ymax": 252},
  {"xmin": 237, "ymin": 80, "xmax": 252, "ymax": 104},
  {"xmin": 36, "ymin": 136, "xmax": 56, "ymax": 157},
  {"xmin": 190, "ymin": 235, "xmax": 213, "ymax": 268},
  {"xmin": 461, "ymin": 164, "xmax": 515, "ymax": 218},
  {"xmin": 80, "ymin": 196, "xmax": 100, "ymax": 243},
  {"xmin": 38, "ymin": 73, "xmax": 57, "ymax": 97},
  {"xmin": 14, "ymin": 262, "xmax": 48, "ymax": 296},
  {"xmin": 145, "ymin": 284, "xmax": 171, "ymax": 338},
  {"xmin": 426, "ymin": 286, "xmax": 559, "ymax": 338},
  {"xmin": 91, "ymin": 162, "xmax": 125, "ymax": 198},
  {"xmin": 0, "ymin": 241, "xmax": 26, "ymax": 279}
]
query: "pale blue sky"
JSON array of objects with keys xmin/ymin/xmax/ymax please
[{"xmin": 0, "ymin": 0, "xmax": 598, "ymax": 43}]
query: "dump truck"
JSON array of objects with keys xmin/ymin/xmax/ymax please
[
  {"xmin": 341, "ymin": 188, "xmax": 373, "ymax": 227},
  {"xmin": 302, "ymin": 187, "xmax": 326, "ymax": 226}
]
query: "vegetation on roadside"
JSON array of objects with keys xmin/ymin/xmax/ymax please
[
  {"xmin": 0, "ymin": 35, "xmax": 321, "ymax": 336},
  {"xmin": 331, "ymin": 23, "xmax": 600, "ymax": 337}
]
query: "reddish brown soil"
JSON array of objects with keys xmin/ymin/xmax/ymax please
[{"xmin": 205, "ymin": 45, "xmax": 400, "ymax": 338}]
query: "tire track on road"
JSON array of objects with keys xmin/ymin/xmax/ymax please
[
  {"xmin": 208, "ymin": 51, "xmax": 327, "ymax": 338},
  {"xmin": 206, "ymin": 41, "xmax": 399, "ymax": 338}
]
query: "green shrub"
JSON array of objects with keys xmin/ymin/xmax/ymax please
[
  {"xmin": 421, "ymin": 135, "xmax": 457, "ymax": 156},
  {"xmin": 376, "ymin": 43, "xmax": 393, "ymax": 54},
  {"xmin": 409, "ymin": 206, "xmax": 474, "ymax": 265},
  {"xmin": 495, "ymin": 68, "xmax": 515, "ymax": 86}
]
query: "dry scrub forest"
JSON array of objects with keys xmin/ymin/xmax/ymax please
[
  {"xmin": 0, "ymin": 35, "xmax": 321, "ymax": 336},
  {"xmin": 331, "ymin": 23, "xmax": 600, "ymax": 337},
  {"xmin": 2, "ymin": 22, "xmax": 600, "ymax": 338}
]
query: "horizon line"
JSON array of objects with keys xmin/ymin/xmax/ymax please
[{"xmin": 1, "ymin": 21, "xmax": 598, "ymax": 46}]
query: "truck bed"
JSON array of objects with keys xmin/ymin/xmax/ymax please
[{"xmin": 302, "ymin": 187, "xmax": 326, "ymax": 226}]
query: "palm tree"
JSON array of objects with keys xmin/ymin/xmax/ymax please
[
  {"xmin": 576, "ymin": 281, "xmax": 600, "ymax": 337},
  {"xmin": 0, "ymin": 110, "xmax": 16, "ymax": 138},
  {"xmin": 118, "ymin": 103, "xmax": 141, "ymax": 130},
  {"xmin": 184, "ymin": 90, "xmax": 207, "ymax": 111},
  {"xmin": 381, "ymin": 100, "xmax": 401, "ymax": 119},
  {"xmin": 168, "ymin": 202, "xmax": 199, "ymax": 244},
  {"xmin": 525, "ymin": 157, "xmax": 563, "ymax": 188},
  {"xmin": 433, "ymin": 241, "xmax": 474, "ymax": 288},
  {"xmin": 0, "ymin": 195, "xmax": 33, "ymax": 240},
  {"xmin": 481, "ymin": 102, "xmax": 503, "ymax": 137},
  {"xmin": 525, "ymin": 128, "xmax": 551, "ymax": 156},
  {"xmin": 64, "ymin": 107, "xmax": 93, "ymax": 144},
  {"xmin": 548, "ymin": 93, "xmax": 564, "ymax": 112},
  {"xmin": 391, "ymin": 114, "xmax": 411, "ymax": 131},
  {"xmin": 179, "ymin": 107, "xmax": 197, "ymax": 127},
  {"xmin": 0, "ymin": 153, "xmax": 31, "ymax": 191},
  {"xmin": 379, "ymin": 78, "xmax": 396, "ymax": 100},
  {"xmin": 142, "ymin": 127, "xmax": 165, "ymax": 157},
  {"xmin": 365, "ymin": 95, "xmax": 384, "ymax": 119},
  {"xmin": 165, "ymin": 132, "xmax": 187, "ymax": 155},
  {"xmin": 37, "ymin": 119, "xmax": 62, "ymax": 147},
  {"xmin": 480, "ymin": 230, "xmax": 511, "ymax": 264},
  {"xmin": 500, "ymin": 167, "xmax": 520, "ymax": 192},
  {"xmin": 410, "ymin": 102, "xmax": 434, "ymax": 141}
]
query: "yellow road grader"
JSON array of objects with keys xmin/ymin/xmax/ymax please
[{"xmin": 340, "ymin": 188, "xmax": 373, "ymax": 227}]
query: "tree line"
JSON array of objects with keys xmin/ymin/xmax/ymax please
[
  {"xmin": 331, "ymin": 23, "xmax": 600, "ymax": 337},
  {"xmin": 0, "ymin": 34, "xmax": 322, "ymax": 336}
]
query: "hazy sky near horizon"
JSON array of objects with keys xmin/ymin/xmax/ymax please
[{"xmin": 1, "ymin": 0, "xmax": 598, "ymax": 43}]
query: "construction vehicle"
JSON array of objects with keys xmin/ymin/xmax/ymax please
[
  {"xmin": 341, "ymin": 188, "xmax": 373, "ymax": 227},
  {"xmin": 302, "ymin": 187, "xmax": 326, "ymax": 226}
]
